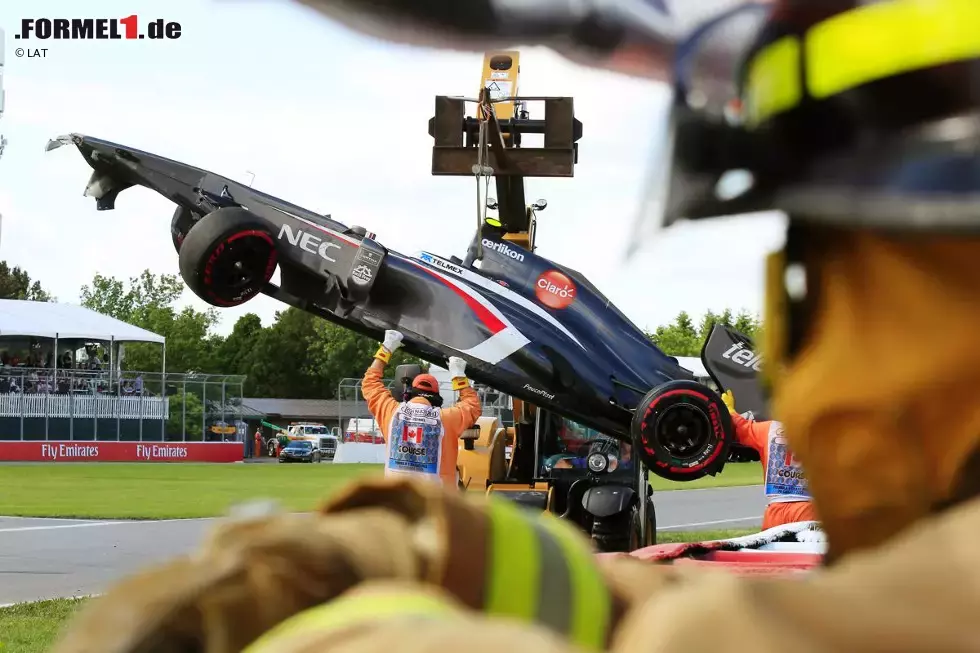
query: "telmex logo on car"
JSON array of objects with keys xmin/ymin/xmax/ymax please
[
  {"xmin": 482, "ymin": 239, "xmax": 525, "ymax": 262},
  {"xmin": 278, "ymin": 223, "xmax": 341, "ymax": 262},
  {"xmin": 420, "ymin": 252, "xmax": 463, "ymax": 276}
]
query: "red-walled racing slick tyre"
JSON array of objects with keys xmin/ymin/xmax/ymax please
[
  {"xmin": 178, "ymin": 207, "xmax": 278, "ymax": 307},
  {"xmin": 631, "ymin": 380, "xmax": 734, "ymax": 483}
]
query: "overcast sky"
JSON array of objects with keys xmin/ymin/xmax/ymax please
[{"xmin": 0, "ymin": 0, "xmax": 785, "ymax": 336}]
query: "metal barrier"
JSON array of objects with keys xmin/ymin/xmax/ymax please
[
  {"xmin": 0, "ymin": 367, "xmax": 247, "ymax": 442},
  {"xmin": 474, "ymin": 384, "xmax": 515, "ymax": 425}
]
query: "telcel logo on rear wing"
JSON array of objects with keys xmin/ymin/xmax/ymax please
[{"xmin": 721, "ymin": 341, "xmax": 763, "ymax": 372}]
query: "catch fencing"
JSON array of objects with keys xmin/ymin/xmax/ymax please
[
  {"xmin": 0, "ymin": 367, "xmax": 248, "ymax": 442},
  {"xmin": 334, "ymin": 376, "xmax": 514, "ymax": 438}
]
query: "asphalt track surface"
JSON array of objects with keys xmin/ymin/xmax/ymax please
[{"xmin": 0, "ymin": 485, "xmax": 764, "ymax": 605}]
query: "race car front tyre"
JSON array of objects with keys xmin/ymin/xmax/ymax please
[
  {"xmin": 178, "ymin": 207, "xmax": 278, "ymax": 307},
  {"xmin": 631, "ymin": 380, "xmax": 734, "ymax": 483}
]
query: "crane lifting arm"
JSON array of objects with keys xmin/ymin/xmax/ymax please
[{"xmin": 427, "ymin": 51, "xmax": 582, "ymax": 251}]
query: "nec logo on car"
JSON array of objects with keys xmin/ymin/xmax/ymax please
[
  {"xmin": 278, "ymin": 223, "xmax": 341, "ymax": 263},
  {"xmin": 482, "ymin": 239, "xmax": 525, "ymax": 262}
]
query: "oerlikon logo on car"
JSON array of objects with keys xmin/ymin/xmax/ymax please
[{"xmin": 535, "ymin": 269, "xmax": 576, "ymax": 310}]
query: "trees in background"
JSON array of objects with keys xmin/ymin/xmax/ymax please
[
  {"xmin": 646, "ymin": 308, "xmax": 763, "ymax": 357},
  {"xmin": 80, "ymin": 271, "xmax": 221, "ymax": 375},
  {"xmin": 0, "ymin": 261, "xmax": 53, "ymax": 301}
]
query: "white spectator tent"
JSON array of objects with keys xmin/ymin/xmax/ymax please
[
  {"xmin": 0, "ymin": 300, "xmax": 166, "ymax": 373},
  {"xmin": 675, "ymin": 356, "xmax": 712, "ymax": 384}
]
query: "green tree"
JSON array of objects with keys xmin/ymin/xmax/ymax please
[
  {"xmin": 79, "ymin": 270, "xmax": 220, "ymax": 374},
  {"xmin": 0, "ymin": 261, "xmax": 53, "ymax": 301},
  {"xmin": 647, "ymin": 310, "xmax": 701, "ymax": 356},
  {"xmin": 237, "ymin": 307, "xmax": 324, "ymax": 398},
  {"xmin": 648, "ymin": 309, "xmax": 763, "ymax": 356},
  {"xmin": 733, "ymin": 310, "xmax": 763, "ymax": 340},
  {"xmin": 166, "ymin": 389, "xmax": 205, "ymax": 441},
  {"xmin": 305, "ymin": 319, "xmax": 422, "ymax": 398},
  {"xmin": 213, "ymin": 313, "xmax": 265, "ymax": 375}
]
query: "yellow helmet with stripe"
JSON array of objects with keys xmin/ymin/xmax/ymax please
[
  {"xmin": 651, "ymin": 0, "xmax": 980, "ymax": 379},
  {"xmin": 661, "ymin": 0, "xmax": 980, "ymax": 232}
]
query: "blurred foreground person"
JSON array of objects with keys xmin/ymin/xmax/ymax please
[{"xmin": 51, "ymin": 1, "xmax": 980, "ymax": 652}]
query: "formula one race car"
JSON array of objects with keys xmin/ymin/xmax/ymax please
[{"xmin": 48, "ymin": 133, "xmax": 766, "ymax": 484}]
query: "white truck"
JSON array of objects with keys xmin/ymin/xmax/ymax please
[
  {"xmin": 343, "ymin": 418, "xmax": 383, "ymax": 444},
  {"xmin": 287, "ymin": 423, "xmax": 340, "ymax": 461}
]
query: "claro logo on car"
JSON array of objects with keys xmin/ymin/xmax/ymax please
[
  {"xmin": 278, "ymin": 223, "xmax": 341, "ymax": 263},
  {"xmin": 535, "ymin": 270, "xmax": 576, "ymax": 310},
  {"xmin": 482, "ymin": 239, "xmax": 525, "ymax": 262}
]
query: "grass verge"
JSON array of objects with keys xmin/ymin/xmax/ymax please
[
  {"xmin": 0, "ymin": 463, "xmax": 382, "ymax": 519},
  {"xmin": 0, "ymin": 460, "xmax": 761, "ymax": 520},
  {"xmin": 0, "ymin": 598, "xmax": 88, "ymax": 653},
  {"xmin": 650, "ymin": 461, "xmax": 761, "ymax": 491},
  {"xmin": 656, "ymin": 528, "xmax": 756, "ymax": 543}
]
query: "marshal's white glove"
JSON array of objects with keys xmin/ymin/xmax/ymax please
[
  {"xmin": 448, "ymin": 356, "xmax": 469, "ymax": 390},
  {"xmin": 374, "ymin": 330, "xmax": 404, "ymax": 364},
  {"xmin": 447, "ymin": 356, "xmax": 467, "ymax": 379},
  {"xmin": 382, "ymin": 330, "xmax": 404, "ymax": 353}
]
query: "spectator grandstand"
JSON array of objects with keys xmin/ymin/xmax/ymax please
[{"xmin": 0, "ymin": 300, "xmax": 248, "ymax": 442}]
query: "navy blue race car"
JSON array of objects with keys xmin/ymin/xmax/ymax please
[{"xmin": 48, "ymin": 133, "xmax": 758, "ymax": 482}]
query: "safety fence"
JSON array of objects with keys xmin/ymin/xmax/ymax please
[
  {"xmin": 0, "ymin": 368, "xmax": 249, "ymax": 442},
  {"xmin": 336, "ymin": 377, "xmax": 389, "ymax": 443},
  {"xmin": 0, "ymin": 394, "xmax": 168, "ymax": 419},
  {"xmin": 334, "ymin": 376, "xmax": 515, "ymax": 436}
]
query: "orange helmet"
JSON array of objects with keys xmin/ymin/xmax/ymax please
[{"xmin": 411, "ymin": 374, "xmax": 440, "ymax": 394}]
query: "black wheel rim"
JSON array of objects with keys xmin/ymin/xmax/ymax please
[
  {"xmin": 654, "ymin": 403, "xmax": 711, "ymax": 459},
  {"xmin": 205, "ymin": 231, "xmax": 275, "ymax": 301}
]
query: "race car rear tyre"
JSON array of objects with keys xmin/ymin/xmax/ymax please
[
  {"xmin": 178, "ymin": 207, "xmax": 278, "ymax": 307},
  {"xmin": 631, "ymin": 380, "xmax": 734, "ymax": 483}
]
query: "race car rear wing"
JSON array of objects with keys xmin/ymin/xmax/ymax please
[{"xmin": 700, "ymin": 323, "xmax": 769, "ymax": 420}]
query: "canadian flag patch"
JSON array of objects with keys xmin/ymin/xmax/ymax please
[{"xmin": 404, "ymin": 425, "xmax": 423, "ymax": 445}]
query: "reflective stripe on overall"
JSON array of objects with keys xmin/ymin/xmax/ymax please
[
  {"xmin": 744, "ymin": 0, "xmax": 980, "ymax": 128},
  {"xmin": 242, "ymin": 495, "xmax": 614, "ymax": 652}
]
